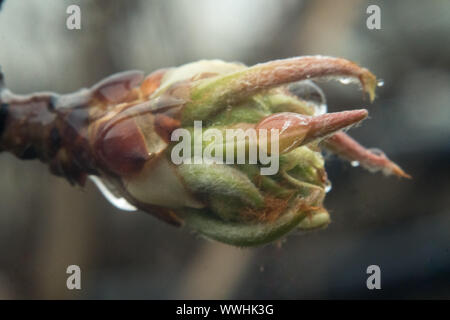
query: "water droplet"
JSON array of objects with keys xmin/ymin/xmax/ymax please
[
  {"xmin": 89, "ymin": 176, "xmax": 137, "ymax": 211},
  {"xmin": 377, "ymin": 79, "xmax": 384, "ymax": 87},
  {"xmin": 369, "ymin": 148, "xmax": 386, "ymax": 157},
  {"xmin": 338, "ymin": 77, "xmax": 353, "ymax": 85},
  {"xmin": 351, "ymin": 160, "xmax": 360, "ymax": 167},
  {"xmin": 288, "ymin": 80, "xmax": 327, "ymax": 115},
  {"xmin": 324, "ymin": 180, "xmax": 332, "ymax": 193},
  {"xmin": 315, "ymin": 103, "xmax": 328, "ymax": 115},
  {"xmin": 369, "ymin": 148, "xmax": 385, "ymax": 157}
]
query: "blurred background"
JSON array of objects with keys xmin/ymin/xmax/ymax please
[{"xmin": 0, "ymin": 0, "xmax": 449, "ymax": 299}]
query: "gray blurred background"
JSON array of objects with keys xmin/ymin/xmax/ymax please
[{"xmin": 0, "ymin": 0, "xmax": 449, "ymax": 299}]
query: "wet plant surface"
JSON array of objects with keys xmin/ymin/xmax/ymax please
[{"xmin": 0, "ymin": 0, "xmax": 448, "ymax": 299}]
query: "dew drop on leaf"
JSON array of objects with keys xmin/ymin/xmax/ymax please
[
  {"xmin": 89, "ymin": 176, "xmax": 137, "ymax": 211},
  {"xmin": 338, "ymin": 77, "xmax": 353, "ymax": 85},
  {"xmin": 288, "ymin": 80, "xmax": 327, "ymax": 115},
  {"xmin": 369, "ymin": 148, "xmax": 385, "ymax": 157},
  {"xmin": 325, "ymin": 180, "xmax": 332, "ymax": 193},
  {"xmin": 351, "ymin": 160, "xmax": 360, "ymax": 167}
]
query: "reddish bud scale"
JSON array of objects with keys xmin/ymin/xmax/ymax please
[
  {"xmin": 94, "ymin": 115, "xmax": 150, "ymax": 177},
  {"xmin": 255, "ymin": 109, "xmax": 368, "ymax": 154},
  {"xmin": 323, "ymin": 132, "xmax": 411, "ymax": 178},
  {"xmin": 140, "ymin": 68, "xmax": 169, "ymax": 98}
]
